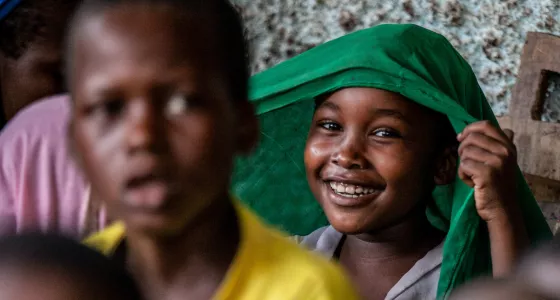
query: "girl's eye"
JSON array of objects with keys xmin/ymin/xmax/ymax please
[
  {"xmin": 165, "ymin": 92, "xmax": 190, "ymax": 117},
  {"xmin": 373, "ymin": 128, "xmax": 400, "ymax": 138},
  {"xmin": 319, "ymin": 121, "xmax": 342, "ymax": 131}
]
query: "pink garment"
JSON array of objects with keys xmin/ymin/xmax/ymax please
[{"xmin": 0, "ymin": 94, "xmax": 106, "ymax": 238}]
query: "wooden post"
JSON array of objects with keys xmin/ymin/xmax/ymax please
[
  {"xmin": 505, "ymin": 32, "xmax": 560, "ymax": 181},
  {"xmin": 497, "ymin": 32, "xmax": 560, "ymax": 207}
]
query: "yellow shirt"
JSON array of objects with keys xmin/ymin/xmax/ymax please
[{"xmin": 85, "ymin": 202, "xmax": 359, "ymax": 300}]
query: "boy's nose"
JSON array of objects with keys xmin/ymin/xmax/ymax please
[
  {"xmin": 126, "ymin": 99, "xmax": 161, "ymax": 152},
  {"xmin": 330, "ymin": 136, "xmax": 367, "ymax": 170}
]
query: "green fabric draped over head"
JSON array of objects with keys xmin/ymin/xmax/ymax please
[{"xmin": 232, "ymin": 24, "xmax": 552, "ymax": 298}]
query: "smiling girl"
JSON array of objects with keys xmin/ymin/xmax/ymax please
[{"xmin": 240, "ymin": 24, "xmax": 552, "ymax": 299}]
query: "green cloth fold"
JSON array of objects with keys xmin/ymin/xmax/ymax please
[{"xmin": 232, "ymin": 24, "xmax": 552, "ymax": 298}]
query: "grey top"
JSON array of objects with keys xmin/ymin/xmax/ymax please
[{"xmin": 297, "ymin": 226, "xmax": 443, "ymax": 300}]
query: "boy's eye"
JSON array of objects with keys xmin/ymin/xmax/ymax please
[
  {"xmin": 165, "ymin": 92, "xmax": 188, "ymax": 117},
  {"xmin": 104, "ymin": 99, "xmax": 125, "ymax": 117},
  {"xmin": 86, "ymin": 99, "xmax": 124, "ymax": 120},
  {"xmin": 165, "ymin": 92, "xmax": 199, "ymax": 118},
  {"xmin": 319, "ymin": 121, "xmax": 342, "ymax": 131},
  {"xmin": 373, "ymin": 128, "xmax": 400, "ymax": 138}
]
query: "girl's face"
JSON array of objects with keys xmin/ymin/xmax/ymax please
[
  {"xmin": 69, "ymin": 5, "xmax": 256, "ymax": 236},
  {"xmin": 304, "ymin": 87, "xmax": 455, "ymax": 234}
]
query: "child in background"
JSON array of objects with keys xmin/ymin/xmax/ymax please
[
  {"xmin": 244, "ymin": 24, "xmax": 552, "ymax": 299},
  {"xmin": 0, "ymin": 0, "xmax": 79, "ymax": 127},
  {"xmin": 449, "ymin": 278, "xmax": 543, "ymax": 300},
  {"xmin": 0, "ymin": 0, "xmax": 96, "ymax": 239},
  {"xmin": 514, "ymin": 236, "xmax": 560, "ymax": 298},
  {"xmin": 0, "ymin": 95, "xmax": 105, "ymax": 237},
  {"xmin": 68, "ymin": 0, "xmax": 358, "ymax": 299},
  {"xmin": 451, "ymin": 238, "xmax": 560, "ymax": 299},
  {"xmin": 0, "ymin": 234, "xmax": 142, "ymax": 300}
]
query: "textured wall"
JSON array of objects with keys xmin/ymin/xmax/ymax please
[{"xmin": 234, "ymin": 0, "xmax": 560, "ymax": 116}]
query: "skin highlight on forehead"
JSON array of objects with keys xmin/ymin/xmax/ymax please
[{"xmin": 70, "ymin": 8, "xmax": 231, "ymax": 119}]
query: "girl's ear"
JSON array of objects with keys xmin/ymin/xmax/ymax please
[{"xmin": 434, "ymin": 144, "xmax": 458, "ymax": 185}]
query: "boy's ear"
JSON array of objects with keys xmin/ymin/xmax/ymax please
[
  {"xmin": 235, "ymin": 100, "xmax": 259, "ymax": 155},
  {"xmin": 434, "ymin": 145, "xmax": 458, "ymax": 185},
  {"xmin": 67, "ymin": 119, "xmax": 83, "ymax": 168}
]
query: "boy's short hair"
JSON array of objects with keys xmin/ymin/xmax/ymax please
[
  {"xmin": 0, "ymin": 0, "xmax": 78, "ymax": 59},
  {"xmin": 67, "ymin": 0, "xmax": 249, "ymax": 102},
  {"xmin": 0, "ymin": 233, "xmax": 142, "ymax": 299}
]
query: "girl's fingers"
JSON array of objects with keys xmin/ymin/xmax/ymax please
[
  {"xmin": 458, "ymin": 158, "xmax": 493, "ymax": 189},
  {"xmin": 458, "ymin": 121, "xmax": 509, "ymax": 144},
  {"xmin": 458, "ymin": 132, "xmax": 515, "ymax": 159},
  {"xmin": 458, "ymin": 166, "xmax": 475, "ymax": 188},
  {"xmin": 459, "ymin": 145, "xmax": 504, "ymax": 169}
]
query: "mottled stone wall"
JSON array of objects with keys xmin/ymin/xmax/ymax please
[{"xmin": 234, "ymin": 0, "xmax": 559, "ymax": 116}]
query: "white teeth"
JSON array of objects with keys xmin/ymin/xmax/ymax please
[
  {"xmin": 336, "ymin": 185, "xmax": 345, "ymax": 193},
  {"xmin": 328, "ymin": 181, "xmax": 377, "ymax": 197}
]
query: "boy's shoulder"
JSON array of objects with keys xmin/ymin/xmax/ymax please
[
  {"xmin": 83, "ymin": 203, "xmax": 359, "ymax": 299},
  {"xmin": 83, "ymin": 222, "xmax": 126, "ymax": 256},
  {"xmin": 233, "ymin": 203, "xmax": 358, "ymax": 299}
]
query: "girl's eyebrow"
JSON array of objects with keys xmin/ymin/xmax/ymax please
[
  {"xmin": 316, "ymin": 101, "xmax": 411, "ymax": 124},
  {"xmin": 372, "ymin": 108, "xmax": 406, "ymax": 118},
  {"xmin": 316, "ymin": 100, "xmax": 339, "ymax": 111},
  {"xmin": 370, "ymin": 109, "xmax": 411, "ymax": 125}
]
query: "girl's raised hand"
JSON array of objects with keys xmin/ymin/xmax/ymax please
[{"xmin": 457, "ymin": 121, "xmax": 518, "ymax": 223}]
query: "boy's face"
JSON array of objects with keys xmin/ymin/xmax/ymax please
[
  {"xmin": 69, "ymin": 6, "xmax": 256, "ymax": 235},
  {"xmin": 305, "ymin": 88, "xmax": 448, "ymax": 234}
]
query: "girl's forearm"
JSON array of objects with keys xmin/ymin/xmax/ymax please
[{"xmin": 487, "ymin": 207, "xmax": 528, "ymax": 277}]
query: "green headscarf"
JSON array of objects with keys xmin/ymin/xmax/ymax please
[{"xmin": 232, "ymin": 24, "xmax": 552, "ymax": 298}]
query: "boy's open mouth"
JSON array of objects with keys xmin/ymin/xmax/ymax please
[
  {"xmin": 328, "ymin": 181, "xmax": 378, "ymax": 198},
  {"xmin": 124, "ymin": 173, "xmax": 173, "ymax": 210}
]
